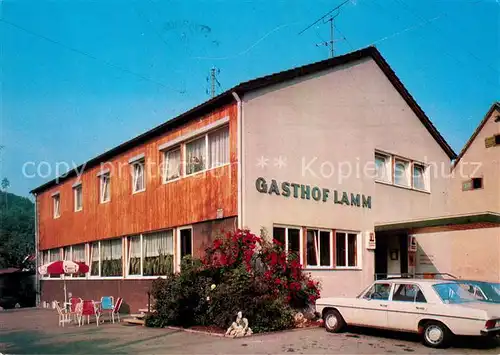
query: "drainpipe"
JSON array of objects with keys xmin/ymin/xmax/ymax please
[
  {"xmin": 34, "ymin": 192, "xmax": 40, "ymax": 307},
  {"xmin": 232, "ymin": 91, "xmax": 243, "ymax": 229}
]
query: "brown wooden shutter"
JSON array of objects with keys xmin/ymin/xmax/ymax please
[{"xmin": 485, "ymin": 136, "xmax": 496, "ymax": 148}]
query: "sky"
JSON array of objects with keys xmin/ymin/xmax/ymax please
[{"xmin": 1, "ymin": 0, "xmax": 499, "ymax": 197}]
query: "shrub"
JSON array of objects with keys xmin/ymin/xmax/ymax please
[{"xmin": 147, "ymin": 229, "xmax": 320, "ymax": 333}]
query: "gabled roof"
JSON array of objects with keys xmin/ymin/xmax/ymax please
[
  {"xmin": 31, "ymin": 46, "xmax": 456, "ymax": 194},
  {"xmin": 452, "ymin": 102, "xmax": 500, "ymax": 169}
]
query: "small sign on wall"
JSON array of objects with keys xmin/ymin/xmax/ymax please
[
  {"xmin": 365, "ymin": 231, "xmax": 376, "ymax": 250},
  {"xmin": 408, "ymin": 235, "xmax": 417, "ymax": 252}
]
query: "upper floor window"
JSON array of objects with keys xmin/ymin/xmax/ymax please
[
  {"xmin": 394, "ymin": 159, "xmax": 410, "ymax": 187},
  {"xmin": 132, "ymin": 160, "xmax": 145, "ymax": 193},
  {"xmin": 186, "ymin": 136, "xmax": 206, "ymax": 175},
  {"xmin": 73, "ymin": 184, "xmax": 82, "ymax": 212},
  {"xmin": 163, "ymin": 148, "xmax": 181, "ymax": 182},
  {"xmin": 208, "ymin": 126, "xmax": 229, "ymax": 168},
  {"xmin": 375, "ymin": 152, "xmax": 391, "ymax": 183},
  {"xmin": 185, "ymin": 126, "xmax": 230, "ymax": 176},
  {"xmin": 462, "ymin": 177, "xmax": 483, "ymax": 191},
  {"xmin": 412, "ymin": 163, "xmax": 428, "ymax": 191},
  {"xmin": 100, "ymin": 173, "xmax": 111, "ymax": 203},
  {"xmin": 52, "ymin": 193, "xmax": 60, "ymax": 219}
]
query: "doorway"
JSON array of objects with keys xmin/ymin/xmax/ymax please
[{"xmin": 374, "ymin": 233, "xmax": 408, "ymax": 280}]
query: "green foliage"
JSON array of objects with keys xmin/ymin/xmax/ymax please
[
  {"xmin": 146, "ymin": 230, "xmax": 314, "ymax": 333},
  {"xmin": 0, "ymin": 191, "xmax": 35, "ymax": 268}
]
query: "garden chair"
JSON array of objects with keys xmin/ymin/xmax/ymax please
[
  {"xmin": 106, "ymin": 297, "xmax": 123, "ymax": 323},
  {"xmin": 69, "ymin": 297, "xmax": 83, "ymax": 322},
  {"xmin": 55, "ymin": 301, "xmax": 70, "ymax": 327},
  {"xmin": 100, "ymin": 296, "xmax": 114, "ymax": 312},
  {"xmin": 79, "ymin": 300, "xmax": 102, "ymax": 327}
]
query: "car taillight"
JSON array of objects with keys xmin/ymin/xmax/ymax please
[{"xmin": 485, "ymin": 320, "xmax": 496, "ymax": 329}]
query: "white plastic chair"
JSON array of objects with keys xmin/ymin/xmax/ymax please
[{"xmin": 55, "ymin": 302, "xmax": 70, "ymax": 327}]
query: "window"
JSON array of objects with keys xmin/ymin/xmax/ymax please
[
  {"xmin": 496, "ymin": 135, "xmax": 500, "ymax": 145},
  {"xmin": 41, "ymin": 250, "xmax": 49, "ymax": 265},
  {"xmin": 186, "ymin": 136, "xmax": 206, "ymax": 175},
  {"xmin": 90, "ymin": 242, "xmax": 100, "ymax": 276},
  {"xmin": 163, "ymin": 148, "xmax": 181, "ymax": 182},
  {"xmin": 72, "ymin": 244, "xmax": 86, "ymax": 277},
  {"xmin": 393, "ymin": 284, "xmax": 427, "ymax": 302},
  {"xmin": 462, "ymin": 177, "xmax": 483, "ymax": 191},
  {"xmin": 363, "ymin": 283, "xmax": 391, "ymax": 300},
  {"xmin": 63, "ymin": 246, "xmax": 72, "ymax": 260},
  {"xmin": 73, "ymin": 185, "xmax": 82, "ymax": 211},
  {"xmin": 53, "ymin": 194, "xmax": 60, "ymax": 218},
  {"xmin": 179, "ymin": 228, "xmax": 192, "ymax": 261},
  {"xmin": 128, "ymin": 235, "xmax": 141, "ymax": 276},
  {"xmin": 100, "ymin": 239, "xmax": 122, "ymax": 277},
  {"xmin": 336, "ymin": 232, "xmax": 358, "ymax": 267},
  {"xmin": 412, "ymin": 163, "xmax": 427, "ymax": 191},
  {"xmin": 132, "ymin": 160, "xmax": 145, "ymax": 193},
  {"xmin": 374, "ymin": 153, "xmax": 391, "ymax": 182},
  {"xmin": 100, "ymin": 173, "xmax": 111, "ymax": 203},
  {"xmin": 273, "ymin": 226, "xmax": 301, "ymax": 262},
  {"xmin": 306, "ymin": 229, "xmax": 332, "ymax": 267},
  {"xmin": 49, "ymin": 248, "xmax": 60, "ymax": 262},
  {"xmin": 143, "ymin": 230, "xmax": 174, "ymax": 276},
  {"xmin": 208, "ymin": 126, "xmax": 229, "ymax": 168},
  {"xmin": 394, "ymin": 159, "xmax": 410, "ymax": 187}
]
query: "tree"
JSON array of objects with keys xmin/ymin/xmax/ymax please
[{"xmin": 1, "ymin": 178, "xmax": 10, "ymax": 209}]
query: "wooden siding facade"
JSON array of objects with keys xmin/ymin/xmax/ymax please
[{"xmin": 37, "ymin": 103, "xmax": 238, "ymax": 250}]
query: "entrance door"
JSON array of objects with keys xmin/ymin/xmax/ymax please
[
  {"xmin": 375, "ymin": 235, "xmax": 388, "ymax": 280},
  {"xmin": 177, "ymin": 227, "xmax": 193, "ymax": 270},
  {"xmin": 399, "ymin": 235, "xmax": 408, "ymax": 275}
]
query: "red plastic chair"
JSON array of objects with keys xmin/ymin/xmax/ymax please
[
  {"xmin": 79, "ymin": 300, "xmax": 101, "ymax": 327},
  {"xmin": 69, "ymin": 297, "xmax": 82, "ymax": 322}
]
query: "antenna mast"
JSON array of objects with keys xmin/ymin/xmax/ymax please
[{"xmin": 207, "ymin": 67, "xmax": 221, "ymax": 98}]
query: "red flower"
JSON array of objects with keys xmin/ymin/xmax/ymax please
[
  {"xmin": 213, "ymin": 239, "xmax": 223, "ymax": 249},
  {"xmin": 275, "ymin": 278, "xmax": 282, "ymax": 285}
]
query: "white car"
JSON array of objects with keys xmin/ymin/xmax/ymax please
[{"xmin": 316, "ymin": 279, "xmax": 500, "ymax": 348}]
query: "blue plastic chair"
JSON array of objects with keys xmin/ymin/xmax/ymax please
[{"xmin": 100, "ymin": 296, "xmax": 114, "ymax": 311}]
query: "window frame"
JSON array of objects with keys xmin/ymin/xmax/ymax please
[
  {"xmin": 163, "ymin": 147, "xmax": 182, "ymax": 183},
  {"xmin": 99, "ymin": 238, "xmax": 124, "ymax": 278},
  {"xmin": 73, "ymin": 185, "xmax": 83, "ymax": 212},
  {"xmin": 131, "ymin": 159, "xmax": 146, "ymax": 194},
  {"xmin": 462, "ymin": 177, "xmax": 484, "ymax": 191},
  {"xmin": 273, "ymin": 225, "xmax": 303, "ymax": 265},
  {"xmin": 412, "ymin": 162, "xmax": 429, "ymax": 192},
  {"xmin": 52, "ymin": 193, "xmax": 61, "ymax": 219},
  {"xmin": 335, "ymin": 231, "xmax": 361, "ymax": 269},
  {"xmin": 183, "ymin": 125, "xmax": 230, "ymax": 177},
  {"xmin": 100, "ymin": 173, "xmax": 111, "ymax": 203},
  {"xmin": 394, "ymin": 158, "xmax": 411, "ymax": 187},
  {"xmin": 305, "ymin": 228, "xmax": 333, "ymax": 269},
  {"xmin": 374, "ymin": 152, "xmax": 392, "ymax": 184}
]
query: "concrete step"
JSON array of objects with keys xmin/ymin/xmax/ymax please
[{"xmin": 122, "ymin": 317, "xmax": 145, "ymax": 326}]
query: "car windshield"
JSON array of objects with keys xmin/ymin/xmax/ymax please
[{"xmin": 433, "ymin": 283, "xmax": 481, "ymax": 304}]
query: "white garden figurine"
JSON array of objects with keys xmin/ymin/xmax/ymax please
[{"xmin": 225, "ymin": 311, "xmax": 253, "ymax": 337}]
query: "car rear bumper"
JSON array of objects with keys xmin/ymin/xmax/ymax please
[{"xmin": 480, "ymin": 327, "xmax": 500, "ymax": 337}]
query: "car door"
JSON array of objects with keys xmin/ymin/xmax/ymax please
[
  {"xmin": 387, "ymin": 283, "xmax": 428, "ymax": 332},
  {"xmin": 354, "ymin": 282, "xmax": 392, "ymax": 328}
]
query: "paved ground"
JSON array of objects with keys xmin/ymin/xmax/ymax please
[{"xmin": 0, "ymin": 308, "xmax": 499, "ymax": 354}]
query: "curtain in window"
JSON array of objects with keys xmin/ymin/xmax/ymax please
[
  {"xmin": 186, "ymin": 137, "xmax": 206, "ymax": 174},
  {"xmin": 128, "ymin": 235, "xmax": 141, "ymax": 275},
  {"xmin": 375, "ymin": 155, "xmax": 388, "ymax": 181},
  {"xmin": 209, "ymin": 127, "xmax": 229, "ymax": 168},
  {"xmin": 413, "ymin": 165, "xmax": 425, "ymax": 190},
  {"xmin": 73, "ymin": 244, "xmax": 85, "ymax": 262},
  {"xmin": 101, "ymin": 239, "xmax": 122, "ymax": 277},
  {"xmin": 63, "ymin": 246, "xmax": 71, "ymax": 260},
  {"xmin": 143, "ymin": 230, "xmax": 173, "ymax": 276},
  {"xmin": 164, "ymin": 149, "xmax": 181, "ymax": 181},
  {"xmin": 42, "ymin": 251, "xmax": 49, "ymax": 265},
  {"xmin": 49, "ymin": 248, "xmax": 60, "ymax": 262},
  {"xmin": 306, "ymin": 230, "xmax": 319, "ymax": 266},
  {"xmin": 394, "ymin": 161, "xmax": 409, "ymax": 186},
  {"xmin": 133, "ymin": 162, "xmax": 145, "ymax": 192},
  {"xmin": 90, "ymin": 242, "xmax": 99, "ymax": 276}
]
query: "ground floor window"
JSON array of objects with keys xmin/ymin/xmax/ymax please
[
  {"xmin": 272, "ymin": 226, "xmax": 301, "ymax": 262},
  {"xmin": 100, "ymin": 239, "xmax": 123, "ymax": 277},
  {"xmin": 143, "ymin": 230, "xmax": 174, "ymax": 276},
  {"xmin": 336, "ymin": 231, "xmax": 358, "ymax": 267},
  {"xmin": 306, "ymin": 229, "xmax": 332, "ymax": 268},
  {"xmin": 90, "ymin": 242, "xmax": 100, "ymax": 276}
]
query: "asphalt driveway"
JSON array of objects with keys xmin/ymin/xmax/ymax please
[{"xmin": 0, "ymin": 308, "xmax": 498, "ymax": 354}]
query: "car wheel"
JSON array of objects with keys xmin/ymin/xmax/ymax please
[
  {"xmin": 323, "ymin": 309, "xmax": 345, "ymax": 333},
  {"xmin": 422, "ymin": 321, "xmax": 452, "ymax": 348}
]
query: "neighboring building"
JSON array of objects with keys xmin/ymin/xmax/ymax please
[
  {"xmin": 31, "ymin": 47, "xmax": 499, "ymax": 312},
  {"xmin": 413, "ymin": 102, "xmax": 500, "ymax": 281}
]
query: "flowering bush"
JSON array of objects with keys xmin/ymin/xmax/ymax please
[{"xmin": 147, "ymin": 229, "xmax": 320, "ymax": 332}]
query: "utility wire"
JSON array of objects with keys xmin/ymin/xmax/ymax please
[
  {"xmin": 0, "ymin": 18, "xmax": 183, "ymax": 92},
  {"xmin": 298, "ymin": 0, "xmax": 351, "ymax": 35}
]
